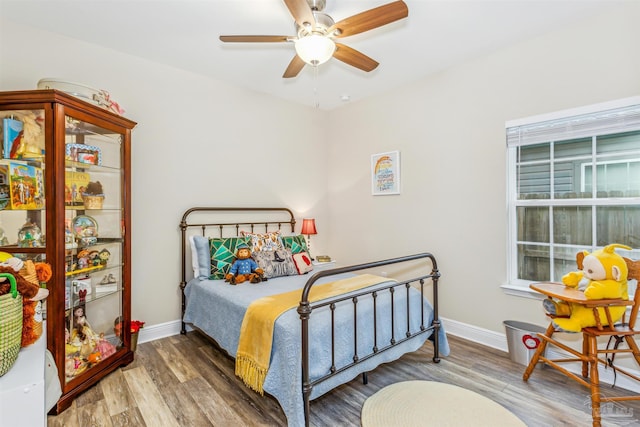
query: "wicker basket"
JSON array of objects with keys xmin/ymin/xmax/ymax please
[
  {"xmin": 0, "ymin": 273, "xmax": 22, "ymax": 377},
  {"xmin": 20, "ymin": 260, "xmax": 38, "ymax": 285},
  {"xmin": 82, "ymin": 195, "xmax": 104, "ymax": 209}
]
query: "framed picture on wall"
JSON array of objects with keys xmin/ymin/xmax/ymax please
[{"xmin": 371, "ymin": 151, "xmax": 400, "ymax": 196}]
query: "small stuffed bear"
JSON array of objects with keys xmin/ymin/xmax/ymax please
[
  {"xmin": 225, "ymin": 244, "xmax": 264, "ymax": 285},
  {"xmin": 543, "ymin": 243, "xmax": 632, "ymax": 332}
]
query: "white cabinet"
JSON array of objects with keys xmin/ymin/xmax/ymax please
[{"xmin": 0, "ymin": 328, "xmax": 47, "ymax": 427}]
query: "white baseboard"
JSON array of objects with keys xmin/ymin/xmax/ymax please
[
  {"xmin": 441, "ymin": 316, "xmax": 640, "ymax": 393},
  {"xmin": 441, "ymin": 317, "xmax": 508, "ymax": 352},
  {"xmin": 137, "ymin": 319, "xmax": 184, "ymax": 344}
]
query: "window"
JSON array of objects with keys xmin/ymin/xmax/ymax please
[{"xmin": 505, "ymin": 98, "xmax": 640, "ymax": 293}]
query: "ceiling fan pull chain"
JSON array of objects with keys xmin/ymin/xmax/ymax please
[{"xmin": 313, "ymin": 65, "xmax": 320, "ymax": 109}]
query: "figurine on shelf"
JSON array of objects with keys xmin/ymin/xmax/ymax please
[
  {"xmin": 82, "ymin": 181, "xmax": 105, "ymax": 210},
  {"xmin": 73, "ymin": 306, "xmax": 88, "ymax": 335},
  {"xmin": 65, "ymin": 327, "xmax": 76, "ymax": 355},
  {"xmin": 65, "ymin": 223, "xmax": 77, "ymax": 249},
  {"xmin": 98, "ymin": 249, "xmax": 111, "ymax": 266},
  {"xmin": 3, "ymin": 110, "xmax": 45, "ymax": 159},
  {"xmin": 88, "ymin": 250, "xmax": 101, "ymax": 266},
  {"xmin": 72, "ymin": 215, "xmax": 98, "ymax": 246},
  {"xmin": 93, "ymin": 89, "xmax": 126, "ymax": 115},
  {"xmin": 18, "ymin": 221, "xmax": 43, "ymax": 248},
  {"xmin": 95, "ymin": 333, "xmax": 116, "ymax": 359},
  {"xmin": 87, "ymin": 352, "xmax": 101, "ymax": 364},
  {"xmin": 0, "ymin": 227, "xmax": 8, "ymax": 246},
  {"xmin": 69, "ymin": 307, "xmax": 96, "ymax": 353},
  {"xmin": 65, "ymin": 358, "xmax": 78, "ymax": 379},
  {"xmin": 76, "ymin": 249, "xmax": 90, "ymax": 270},
  {"xmin": 65, "ymin": 304, "xmax": 117, "ymax": 374}
]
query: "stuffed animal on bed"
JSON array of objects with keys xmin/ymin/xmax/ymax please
[
  {"xmin": 543, "ymin": 243, "xmax": 632, "ymax": 333},
  {"xmin": 225, "ymin": 244, "xmax": 264, "ymax": 285}
]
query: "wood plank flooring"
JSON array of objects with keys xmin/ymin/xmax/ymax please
[{"xmin": 47, "ymin": 332, "xmax": 640, "ymax": 426}]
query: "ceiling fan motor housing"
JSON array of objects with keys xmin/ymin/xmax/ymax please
[
  {"xmin": 220, "ymin": 0, "xmax": 409, "ymax": 78},
  {"xmin": 307, "ymin": 0, "xmax": 326, "ymax": 12},
  {"xmin": 296, "ymin": 11, "xmax": 335, "ymax": 37}
]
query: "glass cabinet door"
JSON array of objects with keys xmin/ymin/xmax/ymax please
[
  {"xmin": 63, "ymin": 114, "xmax": 124, "ymax": 382},
  {"xmin": 0, "ymin": 109, "xmax": 46, "ymax": 248},
  {"xmin": 0, "ymin": 108, "xmax": 47, "ymax": 352},
  {"xmin": 0, "ymin": 89, "xmax": 135, "ymax": 413}
]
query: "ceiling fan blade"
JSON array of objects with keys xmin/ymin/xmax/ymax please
[
  {"xmin": 220, "ymin": 35, "xmax": 291, "ymax": 43},
  {"xmin": 333, "ymin": 43, "xmax": 379, "ymax": 72},
  {"xmin": 328, "ymin": 0, "xmax": 408, "ymax": 39},
  {"xmin": 283, "ymin": 55, "xmax": 306, "ymax": 78},
  {"xmin": 283, "ymin": 0, "xmax": 316, "ymax": 29}
]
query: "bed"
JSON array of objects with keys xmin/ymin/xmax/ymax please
[{"xmin": 179, "ymin": 207, "xmax": 448, "ymax": 427}]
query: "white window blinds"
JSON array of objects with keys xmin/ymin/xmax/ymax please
[{"xmin": 506, "ymin": 101, "xmax": 640, "ymax": 147}]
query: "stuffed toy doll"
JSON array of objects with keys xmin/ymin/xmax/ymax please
[
  {"xmin": 543, "ymin": 243, "xmax": 632, "ymax": 332},
  {"xmin": 225, "ymin": 244, "xmax": 264, "ymax": 285},
  {"xmin": 0, "ymin": 257, "xmax": 48, "ymax": 347}
]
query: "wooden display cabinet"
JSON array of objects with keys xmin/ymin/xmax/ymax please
[{"xmin": 0, "ymin": 90, "xmax": 136, "ymax": 413}]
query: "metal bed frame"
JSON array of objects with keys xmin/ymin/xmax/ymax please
[{"xmin": 179, "ymin": 207, "xmax": 442, "ymax": 427}]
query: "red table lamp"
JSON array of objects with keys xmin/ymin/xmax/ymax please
[{"xmin": 300, "ymin": 218, "xmax": 317, "ymax": 257}]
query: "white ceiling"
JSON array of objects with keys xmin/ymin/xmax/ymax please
[{"xmin": 1, "ymin": 0, "xmax": 621, "ymax": 110}]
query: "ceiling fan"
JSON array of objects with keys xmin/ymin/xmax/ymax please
[{"xmin": 219, "ymin": 0, "xmax": 409, "ymax": 78}]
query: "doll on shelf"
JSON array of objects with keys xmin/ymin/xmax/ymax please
[
  {"xmin": 69, "ymin": 305, "xmax": 117, "ymax": 363},
  {"xmin": 73, "ymin": 306, "xmax": 87, "ymax": 329},
  {"xmin": 72, "ymin": 305, "xmax": 94, "ymax": 343},
  {"xmin": 95, "ymin": 333, "xmax": 116, "ymax": 359}
]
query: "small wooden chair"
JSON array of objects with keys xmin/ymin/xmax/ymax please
[{"xmin": 523, "ymin": 257, "xmax": 640, "ymax": 427}]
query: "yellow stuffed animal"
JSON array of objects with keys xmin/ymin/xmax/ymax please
[{"xmin": 543, "ymin": 243, "xmax": 632, "ymax": 332}]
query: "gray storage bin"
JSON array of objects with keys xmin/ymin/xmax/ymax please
[{"xmin": 503, "ymin": 320, "xmax": 547, "ymax": 366}]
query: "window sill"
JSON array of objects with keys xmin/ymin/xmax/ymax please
[{"xmin": 500, "ymin": 283, "xmax": 546, "ymax": 300}]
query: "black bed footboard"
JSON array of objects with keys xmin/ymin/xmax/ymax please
[{"xmin": 297, "ymin": 253, "xmax": 441, "ymax": 427}]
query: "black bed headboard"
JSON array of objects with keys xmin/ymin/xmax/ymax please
[{"xmin": 179, "ymin": 207, "xmax": 296, "ymax": 332}]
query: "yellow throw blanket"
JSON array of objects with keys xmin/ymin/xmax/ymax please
[{"xmin": 235, "ymin": 273, "xmax": 390, "ymax": 395}]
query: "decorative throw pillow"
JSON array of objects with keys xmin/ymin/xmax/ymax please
[
  {"xmin": 240, "ymin": 230, "xmax": 283, "ymax": 252},
  {"xmin": 292, "ymin": 252, "xmax": 314, "ymax": 275},
  {"xmin": 252, "ymin": 249, "xmax": 297, "ymax": 279},
  {"xmin": 281, "ymin": 234, "xmax": 309, "ymax": 254},
  {"xmin": 209, "ymin": 236, "xmax": 250, "ymax": 280},
  {"xmin": 189, "ymin": 235, "xmax": 211, "ymax": 280}
]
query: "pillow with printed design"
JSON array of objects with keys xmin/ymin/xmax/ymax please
[
  {"xmin": 281, "ymin": 234, "xmax": 309, "ymax": 254},
  {"xmin": 252, "ymin": 249, "xmax": 297, "ymax": 278},
  {"xmin": 292, "ymin": 252, "xmax": 313, "ymax": 275},
  {"xmin": 209, "ymin": 236, "xmax": 250, "ymax": 280},
  {"xmin": 240, "ymin": 230, "xmax": 283, "ymax": 252}
]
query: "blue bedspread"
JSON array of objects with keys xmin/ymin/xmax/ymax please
[{"xmin": 183, "ymin": 273, "xmax": 449, "ymax": 427}]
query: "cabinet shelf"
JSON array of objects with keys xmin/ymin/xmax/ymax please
[
  {"xmin": 0, "ymin": 245, "xmax": 46, "ymax": 254},
  {"xmin": 65, "ymin": 264, "xmax": 105, "ymax": 277},
  {"xmin": 0, "ymin": 89, "xmax": 136, "ymax": 414},
  {"xmin": 65, "ymin": 160, "xmax": 121, "ymax": 173},
  {"xmin": 67, "ymin": 286, "xmax": 122, "ymax": 309}
]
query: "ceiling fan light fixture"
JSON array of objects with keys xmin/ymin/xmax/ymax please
[{"xmin": 295, "ymin": 34, "xmax": 335, "ymax": 66}]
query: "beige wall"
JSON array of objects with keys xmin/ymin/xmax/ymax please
[
  {"xmin": 1, "ymin": 2, "xmax": 639, "ymax": 338},
  {"xmin": 0, "ymin": 20, "xmax": 331, "ymax": 327},
  {"xmin": 325, "ymin": 2, "xmax": 640, "ymax": 333}
]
